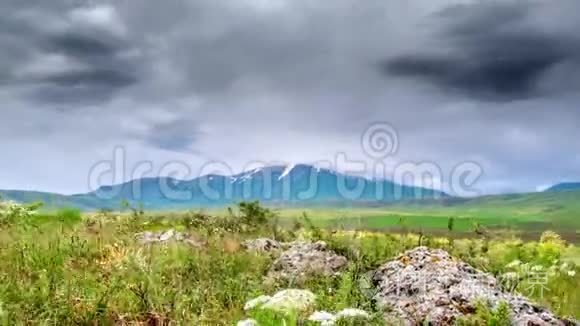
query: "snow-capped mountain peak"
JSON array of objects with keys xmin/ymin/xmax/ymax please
[{"xmin": 278, "ymin": 164, "xmax": 296, "ymax": 180}]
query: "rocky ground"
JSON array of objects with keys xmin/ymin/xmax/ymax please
[
  {"xmin": 372, "ymin": 247, "xmax": 577, "ymax": 325},
  {"xmin": 237, "ymin": 239, "xmax": 578, "ymax": 325}
]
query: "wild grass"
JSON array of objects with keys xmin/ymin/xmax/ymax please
[{"xmin": 0, "ymin": 201, "xmax": 578, "ymax": 325}]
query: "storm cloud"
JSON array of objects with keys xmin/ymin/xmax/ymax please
[
  {"xmin": 1, "ymin": 3, "xmax": 139, "ymax": 104},
  {"xmin": 0, "ymin": 0, "xmax": 579, "ymax": 195},
  {"xmin": 383, "ymin": 1, "xmax": 580, "ymax": 100}
]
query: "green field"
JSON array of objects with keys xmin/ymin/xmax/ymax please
[
  {"xmin": 268, "ymin": 191, "xmax": 580, "ymax": 242},
  {"xmin": 1, "ymin": 200, "xmax": 579, "ymax": 324}
]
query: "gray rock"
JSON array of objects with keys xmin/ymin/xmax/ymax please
[
  {"xmin": 184, "ymin": 237, "xmax": 206, "ymax": 249},
  {"xmin": 267, "ymin": 241, "xmax": 348, "ymax": 282},
  {"xmin": 371, "ymin": 247, "xmax": 577, "ymax": 325},
  {"xmin": 136, "ymin": 231, "xmax": 159, "ymax": 244},
  {"xmin": 159, "ymin": 229, "xmax": 175, "ymax": 242},
  {"xmin": 135, "ymin": 230, "xmax": 205, "ymax": 247},
  {"xmin": 242, "ymin": 238, "xmax": 282, "ymax": 252}
]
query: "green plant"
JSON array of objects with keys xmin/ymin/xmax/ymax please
[
  {"xmin": 238, "ymin": 201, "xmax": 274, "ymax": 227},
  {"xmin": 0, "ymin": 200, "xmax": 42, "ymax": 228},
  {"xmin": 457, "ymin": 301, "xmax": 511, "ymax": 326}
]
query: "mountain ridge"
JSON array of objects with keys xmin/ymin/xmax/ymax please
[
  {"xmin": 545, "ymin": 182, "xmax": 580, "ymax": 192},
  {"xmin": 1, "ymin": 164, "xmax": 446, "ymax": 210}
]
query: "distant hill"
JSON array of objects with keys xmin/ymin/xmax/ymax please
[
  {"xmin": 545, "ymin": 183, "xmax": 580, "ymax": 192},
  {"xmin": 0, "ymin": 190, "xmax": 110, "ymax": 210},
  {"xmin": 1, "ymin": 164, "xmax": 446, "ymax": 210}
]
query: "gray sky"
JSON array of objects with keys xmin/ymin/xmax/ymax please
[{"xmin": 1, "ymin": 0, "xmax": 579, "ymax": 195}]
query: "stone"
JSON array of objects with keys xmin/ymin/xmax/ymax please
[
  {"xmin": 159, "ymin": 229, "xmax": 175, "ymax": 241},
  {"xmin": 371, "ymin": 247, "xmax": 577, "ymax": 325},
  {"xmin": 136, "ymin": 231, "xmax": 159, "ymax": 244},
  {"xmin": 242, "ymin": 238, "xmax": 282, "ymax": 252},
  {"xmin": 267, "ymin": 241, "xmax": 348, "ymax": 282},
  {"xmin": 135, "ymin": 230, "xmax": 206, "ymax": 248}
]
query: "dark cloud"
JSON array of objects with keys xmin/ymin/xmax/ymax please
[
  {"xmin": 145, "ymin": 119, "xmax": 200, "ymax": 152},
  {"xmin": 382, "ymin": 1, "xmax": 580, "ymax": 100},
  {"xmin": 41, "ymin": 69, "xmax": 136, "ymax": 88},
  {"xmin": 0, "ymin": 3, "xmax": 140, "ymax": 105},
  {"xmin": 1, "ymin": 0, "xmax": 580, "ymax": 195},
  {"xmin": 27, "ymin": 68, "xmax": 137, "ymax": 105},
  {"xmin": 46, "ymin": 33, "xmax": 119, "ymax": 57}
]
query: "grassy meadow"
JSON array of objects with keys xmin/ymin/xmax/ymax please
[
  {"xmin": 272, "ymin": 191, "xmax": 580, "ymax": 243},
  {"xmin": 0, "ymin": 199, "xmax": 579, "ymax": 324}
]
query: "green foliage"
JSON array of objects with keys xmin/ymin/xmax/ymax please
[
  {"xmin": 250, "ymin": 309, "xmax": 299, "ymax": 326},
  {"xmin": 0, "ymin": 200, "xmax": 42, "ymax": 228},
  {"xmin": 447, "ymin": 216, "xmax": 455, "ymax": 232},
  {"xmin": 55, "ymin": 208, "xmax": 82, "ymax": 224},
  {"xmin": 0, "ymin": 203, "xmax": 578, "ymax": 324},
  {"xmin": 238, "ymin": 201, "xmax": 275, "ymax": 227},
  {"xmin": 457, "ymin": 301, "xmax": 511, "ymax": 326}
]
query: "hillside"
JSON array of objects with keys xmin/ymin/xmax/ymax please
[
  {"xmin": 546, "ymin": 182, "xmax": 580, "ymax": 192},
  {"xmin": 274, "ymin": 190, "xmax": 580, "ymax": 240},
  {"xmin": 1, "ymin": 164, "xmax": 445, "ymax": 210},
  {"xmin": 0, "ymin": 190, "xmax": 109, "ymax": 210}
]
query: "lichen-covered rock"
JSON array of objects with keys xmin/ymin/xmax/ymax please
[
  {"xmin": 242, "ymin": 238, "xmax": 282, "ymax": 252},
  {"xmin": 267, "ymin": 241, "xmax": 348, "ymax": 282},
  {"xmin": 372, "ymin": 247, "xmax": 577, "ymax": 325}
]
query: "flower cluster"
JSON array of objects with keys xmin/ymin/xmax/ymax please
[{"xmin": 0, "ymin": 200, "xmax": 39, "ymax": 226}]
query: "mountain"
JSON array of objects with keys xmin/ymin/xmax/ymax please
[
  {"xmin": 0, "ymin": 190, "xmax": 110, "ymax": 210},
  {"xmin": 1, "ymin": 164, "xmax": 446, "ymax": 210},
  {"xmin": 545, "ymin": 182, "xmax": 580, "ymax": 192}
]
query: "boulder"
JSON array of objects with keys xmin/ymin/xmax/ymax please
[
  {"xmin": 242, "ymin": 238, "xmax": 282, "ymax": 252},
  {"xmin": 267, "ymin": 241, "xmax": 348, "ymax": 282},
  {"xmin": 135, "ymin": 230, "xmax": 206, "ymax": 248},
  {"xmin": 371, "ymin": 247, "xmax": 577, "ymax": 325}
]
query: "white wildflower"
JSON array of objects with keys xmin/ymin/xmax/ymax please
[
  {"xmin": 336, "ymin": 308, "xmax": 370, "ymax": 319},
  {"xmin": 261, "ymin": 289, "xmax": 316, "ymax": 313},
  {"xmin": 531, "ymin": 265, "xmax": 544, "ymax": 272},
  {"xmin": 237, "ymin": 319, "xmax": 258, "ymax": 326},
  {"xmin": 502, "ymin": 272, "xmax": 519, "ymax": 280},
  {"xmin": 568, "ymin": 270, "xmax": 576, "ymax": 277},
  {"xmin": 505, "ymin": 260, "xmax": 522, "ymax": 269},
  {"xmin": 308, "ymin": 311, "xmax": 336, "ymax": 325}
]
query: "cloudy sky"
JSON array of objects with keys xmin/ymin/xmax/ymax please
[{"xmin": 1, "ymin": 0, "xmax": 579, "ymax": 195}]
